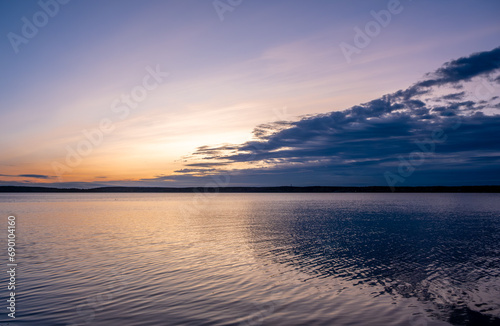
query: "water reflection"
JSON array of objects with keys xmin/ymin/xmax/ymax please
[
  {"xmin": 0, "ymin": 193, "xmax": 498, "ymax": 325},
  {"xmin": 246, "ymin": 193, "xmax": 500, "ymax": 325}
]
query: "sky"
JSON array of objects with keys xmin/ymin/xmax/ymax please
[{"xmin": 0, "ymin": 0, "xmax": 499, "ymax": 188}]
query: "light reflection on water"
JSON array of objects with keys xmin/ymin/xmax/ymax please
[{"xmin": 0, "ymin": 193, "xmax": 499, "ymax": 325}]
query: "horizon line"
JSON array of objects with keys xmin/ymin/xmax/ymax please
[{"xmin": 1, "ymin": 185, "xmax": 500, "ymax": 193}]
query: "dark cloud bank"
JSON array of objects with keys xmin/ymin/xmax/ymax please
[{"xmin": 167, "ymin": 46, "xmax": 500, "ymax": 187}]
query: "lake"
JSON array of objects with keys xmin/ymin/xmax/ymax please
[{"xmin": 0, "ymin": 193, "xmax": 499, "ymax": 325}]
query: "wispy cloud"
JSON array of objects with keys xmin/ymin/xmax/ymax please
[{"xmin": 0, "ymin": 174, "xmax": 54, "ymax": 179}]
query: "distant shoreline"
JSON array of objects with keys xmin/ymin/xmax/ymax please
[{"xmin": 0, "ymin": 185, "xmax": 499, "ymax": 193}]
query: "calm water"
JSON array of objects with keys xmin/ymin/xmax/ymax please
[{"xmin": 0, "ymin": 193, "xmax": 499, "ymax": 326}]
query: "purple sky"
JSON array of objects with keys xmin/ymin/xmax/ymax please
[{"xmin": 0, "ymin": 0, "xmax": 499, "ymax": 188}]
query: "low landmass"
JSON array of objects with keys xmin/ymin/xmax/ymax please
[{"xmin": 0, "ymin": 185, "xmax": 499, "ymax": 193}]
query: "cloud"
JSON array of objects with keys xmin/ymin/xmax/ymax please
[
  {"xmin": 174, "ymin": 168, "xmax": 217, "ymax": 174},
  {"xmin": 18, "ymin": 174, "xmax": 52, "ymax": 179},
  {"xmin": 0, "ymin": 180, "xmax": 108, "ymax": 189},
  {"xmin": 185, "ymin": 162, "xmax": 230, "ymax": 167},
  {"xmin": 392, "ymin": 46, "xmax": 500, "ymax": 101},
  {"xmin": 176, "ymin": 46, "xmax": 500, "ymax": 186},
  {"xmin": 416, "ymin": 46, "xmax": 500, "ymax": 88},
  {"xmin": 441, "ymin": 92, "xmax": 466, "ymax": 101},
  {"xmin": 0, "ymin": 174, "xmax": 53, "ymax": 179},
  {"xmin": 139, "ymin": 175, "xmax": 177, "ymax": 182}
]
